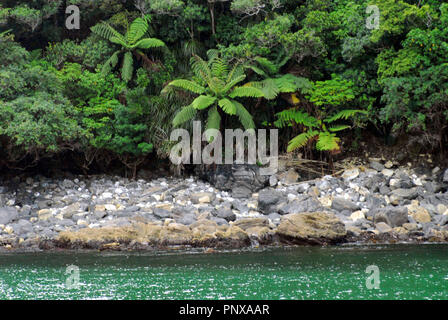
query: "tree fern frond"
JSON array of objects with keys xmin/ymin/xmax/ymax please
[
  {"xmin": 223, "ymin": 74, "xmax": 246, "ymax": 93},
  {"xmin": 127, "ymin": 17, "xmax": 148, "ymax": 44},
  {"xmin": 226, "ymin": 64, "xmax": 244, "ymax": 83},
  {"xmin": 287, "ymin": 131, "xmax": 318, "ymax": 152},
  {"xmin": 218, "ymin": 98, "xmax": 236, "ymax": 115},
  {"xmin": 173, "ymin": 105, "xmax": 197, "ymax": 127},
  {"xmin": 211, "ymin": 58, "xmax": 229, "ymax": 80},
  {"xmin": 275, "ymin": 109, "xmax": 319, "ymax": 128},
  {"xmin": 259, "ymin": 79, "xmax": 280, "ymax": 100},
  {"xmin": 328, "ymin": 125, "xmax": 351, "ymax": 132},
  {"xmin": 229, "ymin": 86, "xmax": 264, "ymax": 98},
  {"xmin": 324, "ymin": 109, "xmax": 368, "ymax": 123},
  {"xmin": 255, "ymin": 56, "xmax": 279, "ymax": 74},
  {"xmin": 121, "ymin": 51, "xmax": 133, "ymax": 83},
  {"xmin": 101, "ymin": 50, "xmax": 120, "ymax": 76},
  {"xmin": 91, "ymin": 22, "xmax": 123, "ymax": 41},
  {"xmin": 110, "ymin": 35, "xmax": 128, "ymax": 48},
  {"xmin": 191, "ymin": 95, "xmax": 217, "ymax": 110},
  {"xmin": 233, "ymin": 101, "xmax": 255, "ymax": 130},
  {"xmin": 168, "ymin": 79, "xmax": 206, "ymax": 94},
  {"xmin": 206, "ymin": 49, "xmax": 220, "ymax": 61},
  {"xmin": 206, "ymin": 106, "xmax": 221, "ymax": 131},
  {"xmin": 316, "ymin": 132, "xmax": 340, "ymax": 151},
  {"xmin": 245, "ymin": 65, "xmax": 268, "ymax": 77},
  {"xmin": 133, "ymin": 38, "xmax": 165, "ymax": 49},
  {"xmin": 191, "ymin": 55, "xmax": 212, "ymax": 83}
]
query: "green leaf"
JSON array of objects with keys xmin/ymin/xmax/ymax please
[
  {"xmin": 191, "ymin": 95, "xmax": 217, "ymax": 110},
  {"xmin": 229, "ymin": 86, "xmax": 264, "ymax": 98},
  {"xmin": 287, "ymin": 131, "xmax": 318, "ymax": 152},
  {"xmin": 233, "ymin": 101, "xmax": 255, "ymax": 130},
  {"xmin": 168, "ymin": 79, "xmax": 206, "ymax": 94},
  {"xmin": 316, "ymin": 132, "xmax": 340, "ymax": 151},
  {"xmin": 173, "ymin": 105, "xmax": 197, "ymax": 127},
  {"xmin": 206, "ymin": 106, "xmax": 221, "ymax": 131},
  {"xmin": 218, "ymin": 98, "xmax": 236, "ymax": 115},
  {"xmin": 121, "ymin": 51, "xmax": 133, "ymax": 83},
  {"xmin": 133, "ymin": 38, "xmax": 165, "ymax": 49}
]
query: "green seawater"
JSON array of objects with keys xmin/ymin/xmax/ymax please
[{"xmin": 0, "ymin": 244, "xmax": 447, "ymax": 300}]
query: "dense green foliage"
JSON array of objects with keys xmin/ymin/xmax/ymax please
[{"xmin": 0, "ymin": 0, "xmax": 447, "ymax": 174}]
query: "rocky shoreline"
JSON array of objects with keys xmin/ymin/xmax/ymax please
[{"xmin": 1, "ymin": 160, "xmax": 448, "ymax": 252}]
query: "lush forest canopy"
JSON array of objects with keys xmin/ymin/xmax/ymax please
[{"xmin": 0, "ymin": 0, "xmax": 447, "ymax": 175}]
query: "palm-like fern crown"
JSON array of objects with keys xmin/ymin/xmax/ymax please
[
  {"xmin": 277, "ymin": 108, "xmax": 367, "ymax": 153},
  {"xmin": 90, "ymin": 15, "xmax": 165, "ymax": 83},
  {"xmin": 167, "ymin": 51, "xmax": 265, "ymax": 133}
]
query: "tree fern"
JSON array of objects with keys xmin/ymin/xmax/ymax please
[
  {"xmin": 91, "ymin": 16, "xmax": 165, "ymax": 83},
  {"xmin": 167, "ymin": 54, "xmax": 260, "ymax": 130}
]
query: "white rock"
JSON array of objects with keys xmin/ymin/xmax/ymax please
[
  {"xmin": 381, "ymin": 169, "xmax": 394, "ymax": 177},
  {"xmin": 342, "ymin": 168, "xmax": 359, "ymax": 180},
  {"xmin": 351, "ymin": 211, "xmax": 365, "ymax": 222},
  {"xmin": 384, "ymin": 160, "xmax": 394, "ymax": 169},
  {"xmin": 105, "ymin": 204, "xmax": 117, "ymax": 211},
  {"xmin": 102, "ymin": 192, "xmax": 113, "ymax": 199}
]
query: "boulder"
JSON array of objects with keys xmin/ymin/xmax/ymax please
[
  {"xmin": 195, "ymin": 164, "xmax": 269, "ymax": 193},
  {"xmin": 443, "ymin": 169, "xmax": 448, "ymax": 183},
  {"xmin": 331, "ymin": 197, "xmax": 360, "ymax": 212},
  {"xmin": 159, "ymin": 223, "xmax": 193, "ymax": 245},
  {"xmin": 0, "ymin": 207, "xmax": 19, "ymax": 225},
  {"xmin": 191, "ymin": 192, "xmax": 215, "ymax": 204},
  {"xmin": 372, "ymin": 206, "xmax": 408, "ymax": 227},
  {"xmin": 276, "ymin": 212, "xmax": 346, "ymax": 244},
  {"xmin": 233, "ymin": 217, "xmax": 270, "ymax": 231},
  {"xmin": 390, "ymin": 188, "xmax": 418, "ymax": 204},
  {"xmin": 214, "ymin": 208, "xmax": 236, "ymax": 222},
  {"xmin": 375, "ymin": 222, "xmax": 392, "ymax": 233},
  {"xmin": 257, "ymin": 189, "xmax": 283, "ymax": 214}
]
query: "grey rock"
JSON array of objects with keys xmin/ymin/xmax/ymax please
[
  {"xmin": 10, "ymin": 219, "xmax": 33, "ymax": 235},
  {"xmin": 210, "ymin": 217, "xmax": 228, "ymax": 226},
  {"xmin": 232, "ymin": 186, "xmax": 252, "ymax": 199},
  {"xmin": 434, "ymin": 215, "xmax": 448, "ymax": 226},
  {"xmin": 424, "ymin": 182, "xmax": 443, "ymax": 194},
  {"xmin": 370, "ymin": 161, "xmax": 384, "ymax": 172},
  {"xmin": 176, "ymin": 214, "xmax": 197, "ymax": 225},
  {"xmin": 267, "ymin": 212, "xmax": 281, "ymax": 222},
  {"xmin": 257, "ymin": 189, "xmax": 283, "ymax": 214},
  {"xmin": 153, "ymin": 208, "xmax": 172, "ymax": 219},
  {"xmin": 278, "ymin": 198, "xmax": 323, "ymax": 215},
  {"xmin": 379, "ymin": 184, "xmax": 391, "ymax": 195},
  {"xmin": 214, "ymin": 208, "xmax": 236, "ymax": 222},
  {"xmin": 443, "ymin": 169, "xmax": 448, "ymax": 183},
  {"xmin": 372, "ymin": 206, "xmax": 408, "ymax": 227},
  {"xmin": 269, "ymin": 175, "xmax": 278, "ymax": 187},
  {"xmin": 0, "ymin": 207, "xmax": 19, "ymax": 225},
  {"xmin": 331, "ymin": 197, "xmax": 360, "ymax": 212},
  {"xmin": 297, "ymin": 183, "xmax": 310, "ymax": 194},
  {"xmin": 196, "ymin": 164, "xmax": 269, "ymax": 193},
  {"xmin": 375, "ymin": 222, "xmax": 392, "ymax": 233},
  {"xmin": 390, "ymin": 188, "xmax": 418, "ymax": 204}
]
